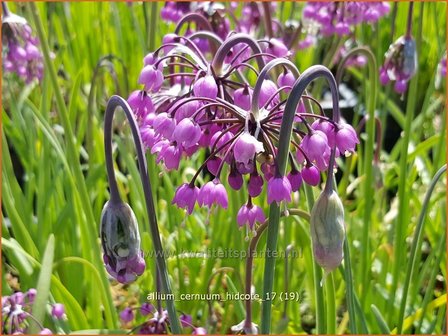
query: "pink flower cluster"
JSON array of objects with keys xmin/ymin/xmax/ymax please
[
  {"xmin": 380, "ymin": 36, "xmax": 418, "ymax": 94},
  {"xmin": 128, "ymin": 13, "xmax": 359, "ymax": 236},
  {"xmin": 2, "ymin": 13, "xmax": 44, "ymax": 83},
  {"xmin": 119, "ymin": 304, "xmax": 206, "ymax": 335},
  {"xmin": 303, "ymin": 2, "xmax": 390, "ymax": 36},
  {"xmin": 2, "ymin": 289, "xmax": 65, "ymax": 334}
]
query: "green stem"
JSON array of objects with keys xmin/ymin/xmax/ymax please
[
  {"xmin": 325, "ymin": 273, "xmax": 336, "ymax": 334},
  {"xmin": 104, "ymin": 96, "xmax": 181, "ymax": 334},
  {"xmin": 336, "ymin": 46, "xmax": 378, "ymax": 307},
  {"xmin": 260, "ymin": 65, "xmax": 340, "ymax": 334},
  {"xmin": 397, "ymin": 164, "xmax": 446, "ymax": 333},
  {"xmin": 341, "ymin": 238, "xmax": 357, "ymax": 333},
  {"xmin": 147, "ymin": 2, "xmax": 158, "ymax": 51},
  {"xmin": 29, "ymin": 2, "xmax": 117, "ymax": 328},
  {"xmin": 388, "ymin": 2, "xmax": 424, "ymax": 322}
]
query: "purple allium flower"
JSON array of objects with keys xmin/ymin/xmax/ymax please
[
  {"xmin": 180, "ymin": 313, "xmax": 193, "ymax": 327},
  {"xmin": 277, "ymin": 71, "xmax": 296, "ymax": 92},
  {"xmin": 233, "ymin": 86, "xmax": 253, "ymax": 111},
  {"xmin": 298, "ymin": 35, "xmax": 316, "ymax": 50},
  {"xmin": 303, "ymin": 2, "xmax": 390, "ymax": 37},
  {"xmin": 198, "ymin": 179, "xmax": 228, "ymax": 209},
  {"xmin": 100, "ymin": 201, "xmax": 146, "ymax": 284},
  {"xmin": 248, "ymin": 173, "xmax": 263, "ymax": 197},
  {"xmin": 138, "ymin": 63, "xmax": 164, "ymax": 93},
  {"xmin": 51, "ymin": 303, "xmax": 65, "ymax": 319},
  {"xmin": 140, "ymin": 124, "xmax": 159, "ymax": 149},
  {"xmin": 258, "ymin": 80, "xmax": 278, "ymax": 107},
  {"xmin": 193, "ymin": 327, "xmax": 207, "ymax": 335},
  {"xmin": 144, "ymin": 52, "xmax": 156, "ymax": 66},
  {"xmin": 311, "ymin": 120, "xmax": 336, "ymax": 148},
  {"xmin": 156, "ymin": 142, "xmax": 182, "ymax": 170},
  {"xmin": 394, "ymin": 80, "xmax": 407, "ymax": 94},
  {"xmin": 175, "ymin": 100, "xmax": 201, "ymax": 121},
  {"xmin": 267, "ymin": 176, "xmax": 292, "ymax": 205},
  {"xmin": 173, "ymin": 118, "xmax": 202, "ymax": 147},
  {"xmin": 172, "ymin": 183, "xmax": 199, "ymax": 214},
  {"xmin": 128, "ymin": 90, "xmax": 155, "ymax": 119},
  {"xmin": 288, "ymin": 170, "xmax": 303, "ymax": 192},
  {"xmin": 301, "ymin": 130, "xmax": 331, "ymax": 167},
  {"xmin": 228, "ymin": 169, "xmax": 243, "ymax": 190},
  {"xmin": 25, "ymin": 288, "xmax": 37, "ymax": 303},
  {"xmin": 193, "ymin": 75, "xmax": 218, "ymax": 99},
  {"xmin": 153, "ymin": 112, "xmax": 176, "ymax": 138},
  {"xmin": 261, "ymin": 162, "xmax": 276, "ymax": 181},
  {"xmin": 119, "ymin": 307, "xmax": 134, "ymax": 323},
  {"xmin": 380, "ymin": 35, "xmax": 417, "ymax": 94},
  {"xmin": 233, "ymin": 132, "xmax": 264, "ymax": 167},
  {"xmin": 2, "ymin": 289, "xmax": 65, "ymax": 334},
  {"xmin": 10, "ymin": 292, "xmax": 24, "ymax": 305},
  {"xmin": 440, "ymin": 54, "xmax": 447, "ymax": 78},
  {"xmin": 264, "ymin": 38, "xmax": 290, "ymax": 58},
  {"xmin": 161, "ymin": 2, "xmax": 191, "ymax": 23},
  {"xmin": 302, "ymin": 165, "xmax": 320, "ymax": 186},
  {"xmin": 335, "ymin": 123, "xmax": 359, "ymax": 155},
  {"xmin": 206, "ymin": 157, "xmax": 221, "ymax": 176},
  {"xmin": 2, "ymin": 10, "xmax": 44, "ymax": 83},
  {"xmin": 237, "ymin": 203, "xmax": 265, "ymax": 229},
  {"xmin": 140, "ymin": 302, "xmax": 154, "ymax": 316},
  {"xmin": 379, "ymin": 66, "xmax": 390, "ymax": 85}
]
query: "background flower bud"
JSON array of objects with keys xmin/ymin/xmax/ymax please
[{"xmin": 310, "ymin": 190, "xmax": 345, "ymax": 273}]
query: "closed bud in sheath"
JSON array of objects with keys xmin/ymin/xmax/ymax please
[
  {"xmin": 100, "ymin": 201, "xmax": 146, "ymax": 283},
  {"xmin": 310, "ymin": 190, "xmax": 345, "ymax": 273}
]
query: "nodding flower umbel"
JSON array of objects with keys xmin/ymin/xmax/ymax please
[
  {"xmin": 2, "ymin": 3, "xmax": 44, "ymax": 83},
  {"xmin": 118, "ymin": 303, "xmax": 205, "ymax": 335},
  {"xmin": 127, "ymin": 9, "xmax": 359, "ymax": 238},
  {"xmin": 1, "ymin": 289, "xmax": 65, "ymax": 334},
  {"xmin": 100, "ymin": 201, "xmax": 146, "ymax": 284}
]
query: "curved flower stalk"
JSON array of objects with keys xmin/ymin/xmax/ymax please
[
  {"xmin": 2, "ymin": 2, "xmax": 44, "ymax": 83},
  {"xmin": 335, "ymin": 46, "xmax": 378, "ymax": 300},
  {"xmin": 103, "ymin": 96, "xmax": 181, "ymax": 333},
  {"xmin": 260, "ymin": 65, "xmax": 350, "ymax": 333},
  {"xmin": 396, "ymin": 164, "xmax": 446, "ymax": 334},
  {"xmin": 2, "ymin": 289, "xmax": 65, "ymax": 334}
]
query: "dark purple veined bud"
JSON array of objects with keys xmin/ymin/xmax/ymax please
[
  {"xmin": 310, "ymin": 189, "xmax": 345, "ymax": 274},
  {"xmin": 100, "ymin": 201, "xmax": 146, "ymax": 284}
]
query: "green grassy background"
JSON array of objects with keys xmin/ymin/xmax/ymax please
[{"xmin": 2, "ymin": 2, "xmax": 446, "ymax": 334}]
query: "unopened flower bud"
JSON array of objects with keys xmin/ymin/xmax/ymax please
[
  {"xmin": 310, "ymin": 190, "xmax": 345, "ymax": 273},
  {"xmin": 100, "ymin": 201, "xmax": 146, "ymax": 283}
]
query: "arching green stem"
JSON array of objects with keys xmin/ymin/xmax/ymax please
[
  {"xmin": 104, "ymin": 96, "xmax": 181, "ymax": 334},
  {"xmin": 174, "ymin": 12, "xmax": 213, "ymax": 35},
  {"xmin": 251, "ymin": 59, "xmax": 300, "ymax": 121},
  {"xmin": 336, "ymin": 46, "xmax": 378, "ymax": 307},
  {"xmin": 260, "ymin": 65, "xmax": 341, "ymax": 334},
  {"xmin": 212, "ymin": 33, "xmax": 265, "ymax": 76},
  {"xmin": 397, "ymin": 165, "xmax": 446, "ymax": 334}
]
